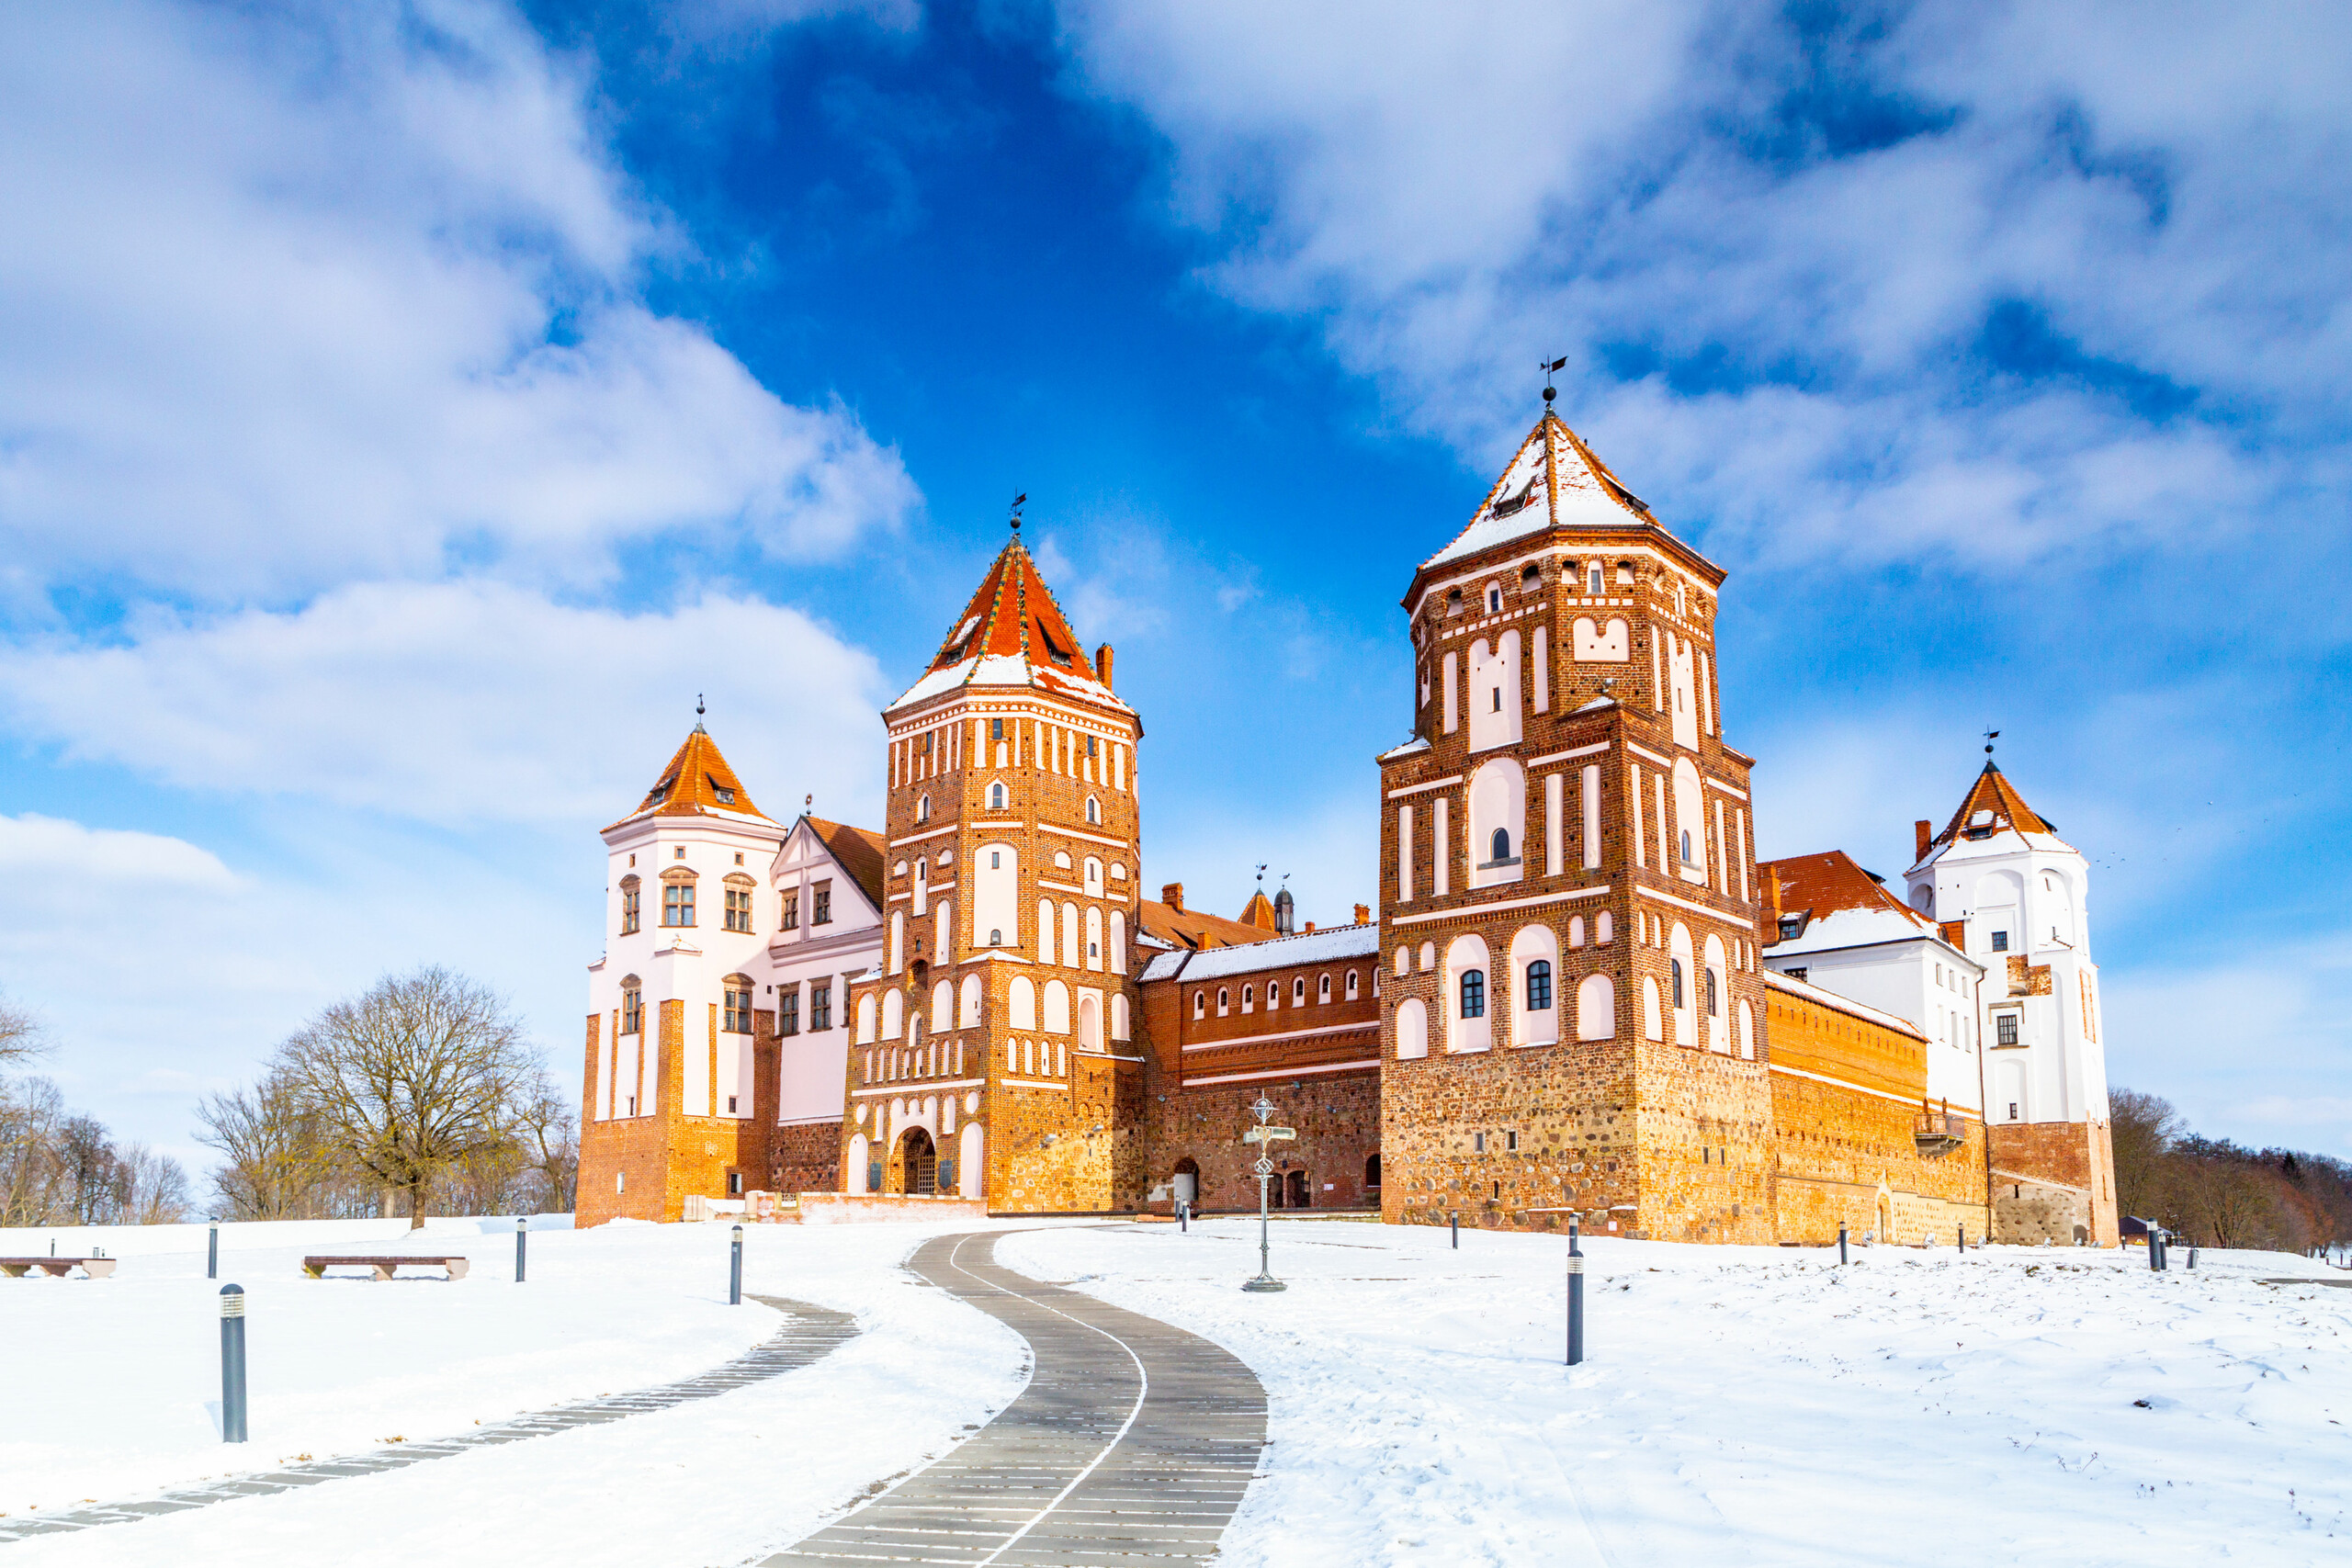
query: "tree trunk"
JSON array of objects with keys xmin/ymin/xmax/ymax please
[{"xmin": 409, "ymin": 1178, "xmax": 427, "ymax": 1229}]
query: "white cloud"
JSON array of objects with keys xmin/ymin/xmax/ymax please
[
  {"xmin": 0, "ymin": 0, "xmax": 917, "ymax": 600},
  {"xmin": 1055, "ymin": 2, "xmax": 2352, "ymax": 570},
  {"xmin": 0, "ymin": 812, "xmax": 238, "ymax": 892},
  {"xmin": 0, "ymin": 581, "xmax": 890, "ymax": 829}
]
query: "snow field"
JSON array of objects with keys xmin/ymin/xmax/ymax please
[
  {"xmin": 0, "ymin": 1216, "xmax": 1051, "ymax": 1567},
  {"xmin": 996, "ymin": 1222, "xmax": 2352, "ymax": 1568}
]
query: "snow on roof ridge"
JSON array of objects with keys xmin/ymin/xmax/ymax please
[
  {"xmin": 1142, "ymin": 922, "xmax": 1381, "ymax": 984},
  {"xmin": 1762, "ymin": 967, "xmax": 1928, "ymax": 1040}
]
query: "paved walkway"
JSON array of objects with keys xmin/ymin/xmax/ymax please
[
  {"xmin": 0, "ymin": 1292, "xmax": 857, "ymax": 1546},
  {"xmin": 768, "ymin": 1231, "xmax": 1267, "ymax": 1566}
]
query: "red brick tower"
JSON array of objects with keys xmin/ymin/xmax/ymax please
[
  {"xmin": 1375, "ymin": 410, "xmax": 1774, "ymax": 1240},
  {"xmin": 841, "ymin": 522, "xmax": 1148, "ymax": 1212}
]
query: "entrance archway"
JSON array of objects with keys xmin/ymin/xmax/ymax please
[
  {"xmin": 897, "ymin": 1127, "xmax": 938, "ymax": 1196},
  {"xmin": 1171, "ymin": 1157, "xmax": 1200, "ymax": 1207},
  {"xmin": 1286, "ymin": 1169, "xmax": 1311, "ymax": 1209}
]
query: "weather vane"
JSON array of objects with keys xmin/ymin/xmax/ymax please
[
  {"xmin": 1541, "ymin": 354, "xmax": 1566, "ymax": 406},
  {"xmin": 696, "ymin": 694, "xmax": 706, "ymax": 717},
  {"xmin": 1009, "ymin": 491, "xmax": 1027, "ymax": 534},
  {"xmin": 1984, "ymin": 728, "xmax": 2000, "ymax": 757}
]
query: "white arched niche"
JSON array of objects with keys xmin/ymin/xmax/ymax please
[
  {"xmin": 1043, "ymin": 979, "xmax": 1071, "ymax": 1034},
  {"xmin": 1395, "ymin": 998, "xmax": 1430, "ymax": 1059},
  {"xmin": 1467, "ymin": 757, "xmax": 1527, "ymax": 889},
  {"xmin": 1444, "ymin": 932, "xmax": 1492, "ymax": 1053},
  {"xmin": 1008, "ymin": 976, "xmax": 1036, "ymax": 1031},
  {"xmin": 1508, "ymin": 923, "xmax": 1558, "ymax": 1046},
  {"xmin": 1577, "ymin": 973, "xmax": 1615, "ymax": 1041}
]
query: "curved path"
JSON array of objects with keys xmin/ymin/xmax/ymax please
[
  {"xmin": 0, "ymin": 1292, "xmax": 856, "ymax": 1546},
  {"xmin": 768, "ymin": 1231, "xmax": 1266, "ymax": 1567}
]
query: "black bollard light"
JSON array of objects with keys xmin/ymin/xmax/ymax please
[
  {"xmin": 2188, "ymin": 1244, "xmax": 2198, "ymax": 1270},
  {"xmin": 1451, "ymin": 1211, "xmax": 1459, "ymax": 1249},
  {"xmin": 220, "ymin": 1284, "xmax": 248, "ymax": 1443},
  {"xmin": 1179, "ymin": 1200, "xmax": 1189, "ymax": 1233},
  {"xmin": 1957, "ymin": 1223, "xmax": 1965, "ymax": 1252},
  {"xmin": 1566, "ymin": 1218, "xmax": 1586, "ymax": 1366},
  {"xmin": 729, "ymin": 1224, "xmax": 743, "ymax": 1306},
  {"xmin": 514, "ymin": 1216, "xmax": 527, "ymax": 1283},
  {"xmin": 1838, "ymin": 1224, "xmax": 1849, "ymax": 1266},
  {"xmin": 208, "ymin": 1224, "xmax": 219, "ymax": 1280}
]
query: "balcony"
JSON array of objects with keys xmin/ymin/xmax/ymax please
[{"xmin": 1914, "ymin": 1112, "xmax": 1969, "ymax": 1156}]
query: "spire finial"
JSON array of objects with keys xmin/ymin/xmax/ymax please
[
  {"xmin": 1009, "ymin": 491, "xmax": 1027, "ymax": 536},
  {"xmin": 695, "ymin": 693, "xmax": 707, "ymax": 732},
  {"xmin": 804, "ymin": 792, "xmax": 812, "ymax": 815},
  {"xmin": 1541, "ymin": 355, "xmax": 1566, "ymax": 408},
  {"xmin": 1984, "ymin": 727, "xmax": 1999, "ymax": 759}
]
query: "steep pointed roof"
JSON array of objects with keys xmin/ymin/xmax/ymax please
[
  {"xmin": 605, "ymin": 723, "xmax": 774, "ymax": 832},
  {"xmin": 887, "ymin": 532, "xmax": 1130, "ymax": 716},
  {"xmin": 1422, "ymin": 411, "xmax": 1657, "ymax": 571},
  {"xmin": 1238, "ymin": 889, "xmax": 1279, "ymax": 931},
  {"xmin": 804, "ymin": 815, "xmax": 886, "ymax": 910},
  {"xmin": 1918, "ymin": 761, "xmax": 2067, "ymax": 864}
]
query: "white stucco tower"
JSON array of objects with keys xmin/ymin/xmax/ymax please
[{"xmin": 1906, "ymin": 758, "xmax": 2117, "ymax": 1244}]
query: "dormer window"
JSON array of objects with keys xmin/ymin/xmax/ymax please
[
  {"xmin": 1778, "ymin": 915, "xmax": 1802, "ymax": 942},
  {"xmin": 643, "ymin": 775, "xmax": 675, "ymax": 808},
  {"xmin": 713, "ymin": 784, "xmax": 736, "ymax": 806}
]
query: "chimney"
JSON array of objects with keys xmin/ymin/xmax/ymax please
[
  {"xmin": 1305, "ymin": 920, "xmax": 1317, "ymax": 933},
  {"xmin": 1096, "ymin": 643, "xmax": 1114, "ymax": 691},
  {"xmin": 1767, "ymin": 870, "xmax": 1783, "ymax": 921},
  {"xmin": 1161, "ymin": 881, "xmax": 1184, "ymax": 913},
  {"xmin": 1353, "ymin": 903, "xmax": 1371, "ymax": 925},
  {"xmin": 1914, "ymin": 819, "xmax": 1932, "ymax": 863}
]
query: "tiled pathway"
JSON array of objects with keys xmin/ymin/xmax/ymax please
[{"xmin": 767, "ymin": 1231, "xmax": 1266, "ymax": 1566}]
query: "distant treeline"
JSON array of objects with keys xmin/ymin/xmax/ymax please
[
  {"xmin": 2112, "ymin": 1088, "xmax": 2351, "ymax": 1253},
  {"xmin": 0, "ymin": 989, "xmax": 195, "ymax": 1226}
]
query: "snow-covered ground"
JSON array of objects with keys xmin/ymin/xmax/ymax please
[
  {"xmin": 1001, "ymin": 1222, "xmax": 2352, "ymax": 1566},
  {"xmin": 1, "ymin": 1215, "xmax": 2345, "ymax": 1565}
]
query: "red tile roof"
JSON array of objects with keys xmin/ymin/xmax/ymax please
[{"xmin": 605, "ymin": 725, "xmax": 772, "ymax": 832}]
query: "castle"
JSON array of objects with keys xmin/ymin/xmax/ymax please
[{"xmin": 576, "ymin": 407, "xmax": 2117, "ymax": 1247}]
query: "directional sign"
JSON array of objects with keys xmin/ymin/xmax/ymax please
[{"xmin": 1241, "ymin": 1125, "xmax": 1296, "ymax": 1144}]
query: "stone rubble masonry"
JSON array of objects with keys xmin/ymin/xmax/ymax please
[{"xmin": 1989, "ymin": 1119, "xmax": 2120, "ymax": 1246}]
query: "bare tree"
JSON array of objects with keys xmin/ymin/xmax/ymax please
[
  {"xmin": 512, "ymin": 1067, "xmax": 580, "ymax": 1214},
  {"xmin": 0, "ymin": 1076, "xmax": 69, "ymax": 1225},
  {"xmin": 276, "ymin": 966, "xmax": 535, "ymax": 1229},
  {"xmin": 197, "ymin": 1067, "xmax": 339, "ymax": 1220},
  {"xmin": 117, "ymin": 1144, "xmax": 193, "ymax": 1225},
  {"xmin": 0, "ymin": 987, "xmax": 44, "ymax": 1071}
]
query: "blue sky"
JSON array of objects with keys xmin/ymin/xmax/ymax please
[{"xmin": 3, "ymin": 0, "xmax": 2347, "ymax": 1173}]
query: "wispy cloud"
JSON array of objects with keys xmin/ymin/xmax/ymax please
[{"xmin": 0, "ymin": 0, "xmax": 918, "ymax": 604}]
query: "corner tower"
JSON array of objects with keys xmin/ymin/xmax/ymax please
[
  {"xmin": 1375, "ymin": 410, "xmax": 1774, "ymax": 1241},
  {"xmin": 1907, "ymin": 758, "xmax": 2117, "ymax": 1244},
  {"xmin": 842, "ymin": 524, "xmax": 1146, "ymax": 1213}
]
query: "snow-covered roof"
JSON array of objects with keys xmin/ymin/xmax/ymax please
[
  {"xmin": 1913, "ymin": 761, "xmax": 2075, "ymax": 870},
  {"xmin": 1421, "ymin": 412, "xmax": 1654, "ymax": 572},
  {"xmin": 886, "ymin": 536, "xmax": 1133, "ymax": 717},
  {"xmin": 1139, "ymin": 922, "xmax": 1380, "ymax": 984},
  {"xmin": 1762, "ymin": 850, "xmax": 1944, "ymax": 957},
  {"xmin": 1376, "ymin": 736, "xmax": 1431, "ymax": 761},
  {"xmin": 1761, "ymin": 968, "xmax": 1928, "ymax": 1041}
]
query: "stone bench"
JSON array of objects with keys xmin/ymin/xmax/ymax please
[
  {"xmin": 302, "ymin": 1255, "xmax": 469, "ymax": 1281},
  {"xmin": 0, "ymin": 1257, "xmax": 116, "ymax": 1280}
]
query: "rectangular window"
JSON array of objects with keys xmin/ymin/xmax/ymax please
[
  {"xmin": 1505, "ymin": 1130, "xmax": 1519, "ymax": 1152},
  {"xmin": 620, "ymin": 989, "xmax": 643, "ymax": 1035},
  {"xmin": 1474, "ymin": 1132, "xmax": 1487, "ymax": 1154},
  {"xmin": 662, "ymin": 882, "xmax": 694, "ymax": 926},
  {"xmin": 727, "ymin": 1171, "xmax": 742, "ymax": 1194},
  {"xmin": 778, "ymin": 987, "xmax": 799, "ymax": 1036},
  {"xmin": 1991, "ymin": 930, "xmax": 2009, "ymax": 952},
  {"xmin": 812, "ymin": 883, "xmax": 832, "ymax": 925},
  {"xmin": 809, "ymin": 981, "xmax": 831, "ymax": 1032},
  {"xmin": 723, "ymin": 987, "xmax": 752, "ymax": 1033},
  {"xmin": 1996, "ymin": 1013, "xmax": 2019, "ymax": 1046},
  {"xmin": 725, "ymin": 886, "xmax": 752, "ymax": 933},
  {"xmin": 781, "ymin": 892, "xmax": 798, "ymax": 931},
  {"xmin": 1785, "ymin": 966, "xmax": 1805, "ymax": 982},
  {"xmin": 620, "ymin": 886, "xmax": 640, "ymax": 934},
  {"xmin": 990, "ymin": 717, "xmax": 1004, "ymax": 740}
]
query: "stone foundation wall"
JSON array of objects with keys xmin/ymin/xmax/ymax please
[{"xmin": 1989, "ymin": 1118, "xmax": 2119, "ymax": 1245}]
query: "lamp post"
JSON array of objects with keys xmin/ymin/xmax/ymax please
[
  {"xmin": 729, "ymin": 1224, "xmax": 744, "ymax": 1305},
  {"xmin": 1240, "ymin": 1094, "xmax": 1293, "ymax": 1293},
  {"xmin": 220, "ymin": 1285, "xmax": 248, "ymax": 1443},
  {"xmin": 514, "ymin": 1216, "xmax": 527, "ymax": 1283}
]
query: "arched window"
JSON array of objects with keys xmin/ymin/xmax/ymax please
[
  {"xmin": 1460, "ymin": 970, "xmax": 1486, "ymax": 1019},
  {"xmin": 1681, "ymin": 828, "xmax": 1694, "ymax": 865},
  {"xmin": 619, "ymin": 979, "xmax": 643, "ymax": 1036},
  {"xmin": 1487, "ymin": 585, "xmax": 1501, "ymax": 613},
  {"xmin": 1588, "ymin": 564, "xmax": 1602, "ymax": 594},
  {"xmin": 1085, "ymin": 795, "xmax": 1102, "ymax": 824},
  {"xmin": 1671, "ymin": 958, "xmax": 1685, "ymax": 1010},
  {"xmin": 917, "ymin": 794, "xmax": 931, "ymax": 823},
  {"xmin": 1293, "ymin": 976, "xmax": 1305, "ymax": 1004},
  {"xmin": 1596, "ymin": 911, "xmax": 1613, "ymax": 944},
  {"xmin": 1568, "ymin": 915, "xmax": 1585, "ymax": 948},
  {"xmin": 1525, "ymin": 961, "xmax": 1553, "ymax": 1010},
  {"xmin": 1345, "ymin": 970, "xmax": 1359, "ymax": 1000},
  {"xmin": 1242, "ymin": 984, "xmax": 1254, "ymax": 1010},
  {"xmin": 960, "ymin": 974, "xmax": 982, "ymax": 1028},
  {"xmin": 618, "ymin": 874, "xmax": 640, "ymax": 935},
  {"xmin": 1705, "ymin": 966, "xmax": 1719, "ymax": 1016},
  {"xmin": 1193, "ymin": 989, "xmax": 1205, "ymax": 1020},
  {"xmin": 1318, "ymin": 974, "xmax": 1331, "ymax": 1002},
  {"xmin": 1217, "ymin": 987, "xmax": 1229, "ymax": 1016},
  {"xmin": 1394, "ymin": 945, "xmax": 1409, "ymax": 976},
  {"xmin": 1491, "ymin": 827, "xmax": 1511, "ymax": 863},
  {"xmin": 989, "ymin": 929, "xmax": 1002, "ymax": 945},
  {"xmin": 1642, "ymin": 977, "xmax": 1662, "ymax": 1041},
  {"xmin": 989, "ymin": 783, "xmax": 1007, "ymax": 811}
]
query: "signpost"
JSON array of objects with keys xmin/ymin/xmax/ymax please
[{"xmin": 1240, "ymin": 1095, "xmax": 1293, "ymax": 1293}]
